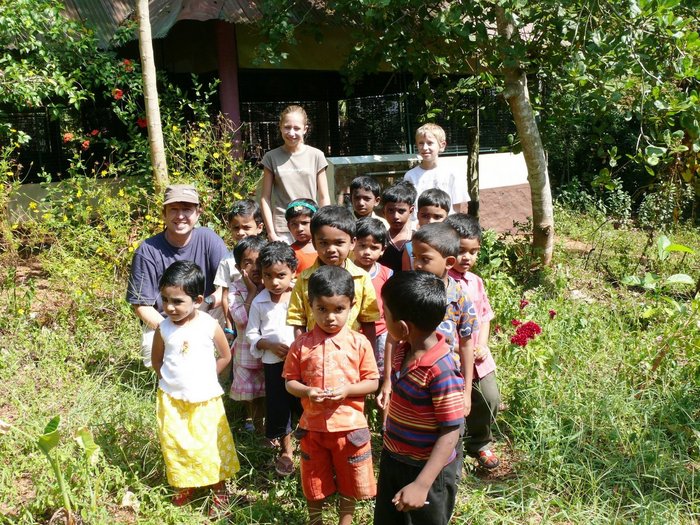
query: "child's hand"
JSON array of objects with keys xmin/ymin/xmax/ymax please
[
  {"xmin": 324, "ymin": 385, "xmax": 349, "ymax": 402},
  {"xmin": 269, "ymin": 342, "xmax": 290, "ymax": 359},
  {"xmin": 392, "ymin": 481, "xmax": 429, "ymax": 512},
  {"xmin": 474, "ymin": 344, "xmax": 489, "ymax": 362},
  {"xmin": 240, "ymin": 269, "xmax": 258, "ymax": 294},
  {"xmin": 377, "ymin": 382, "xmax": 392, "ymax": 410},
  {"xmin": 463, "ymin": 391, "xmax": 472, "ymax": 417},
  {"xmin": 307, "ymin": 388, "xmax": 328, "ymax": 403}
]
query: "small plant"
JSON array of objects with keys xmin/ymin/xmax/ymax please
[{"xmin": 622, "ymin": 235, "xmax": 696, "ymax": 292}]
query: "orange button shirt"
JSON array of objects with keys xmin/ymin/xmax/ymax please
[{"xmin": 283, "ymin": 325, "xmax": 380, "ymax": 432}]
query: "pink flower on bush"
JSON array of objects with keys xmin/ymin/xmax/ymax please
[
  {"xmin": 90, "ymin": 129, "xmax": 99, "ymax": 137},
  {"xmin": 112, "ymin": 88, "xmax": 124, "ymax": 100},
  {"xmin": 122, "ymin": 59, "xmax": 134, "ymax": 72},
  {"xmin": 511, "ymin": 333, "xmax": 529, "ymax": 347},
  {"xmin": 136, "ymin": 117, "xmax": 148, "ymax": 129},
  {"xmin": 510, "ymin": 320, "xmax": 542, "ymax": 347},
  {"xmin": 520, "ymin": 299, "xmax": 529, "ymax": 309},
  {"xmin": 549, "ymin": 309, "xmax": 557, "ymax": 319},
  {"xmin": 511, "ymin": 319, "xmax": 522, "ymax": 327},
  {"xmin": 63, "ymin": 132, "xmax": 74, "ymax": 143},
  {"xmin": 81, "ymin": 140, "xmax": 90, "ymax": 151}
]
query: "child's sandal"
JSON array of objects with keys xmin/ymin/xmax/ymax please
[{"xmin": 475, "ymin": 449, "xmax": 500, "ymax": 470}]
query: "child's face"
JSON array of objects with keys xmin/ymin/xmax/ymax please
[
  {"xmin": 280, "ymin": 111, "xmax": 307, "ymax": 149},
  {"xmin": 383, "ymin": 202, "xmax": 414, "ymax": 233},
  {"xmin": 261, "ymin": 262, "xmax": 294, "ymax": 296},
  {"xmin": 160, "ymin": 285, "xmax": 201, "ymax": 325},
  {"xmin": 416, "ymin": 132, "xmax": 445, "ymax": 164},
  {"xmin": 454, "ymin": 238, "xmax": 481, "ymax": 275},
  {"xmin": 288, "ymin": 214, "xmax": 312, "ymax": 245},
  {"xmin": 353, "ymin": 235, "xmax": 384, "ymax": 271},
  {"xmin": 417, "ymin": 205, "xmax": 448, "ymax": 226},
  {"xmin": 236, "ymin": 249, "xmax": 262, "ymax": 285},
  {"xmin": 312, "ymin": 225, "xmax": 355, "ymax": 267},
  {"xmin": 351, "ymin": 188, "xmax": 380, "ymax": 218},
  {"xmin": 230, "ymin": 214, "xmax": 263, "ymax": 242},
  {"xmin": 311, "ymin": 294, "xmax": 352, "ymax": 334},
  {"xmin": 412, "ymin": 239, "xmax": 452, "ymax": 279}
]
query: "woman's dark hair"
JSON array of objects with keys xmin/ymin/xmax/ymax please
[
  {"xmin": 310, "ymin": 205, "xmax": 356, "ymax": 238},
  {"xmin": 233, "ymin": 235, "xmax": 268, "ymax": 266},
  {"xmin": 159, "ymin": 260, "xmax": 205, "ymax": 300},
  {"xmin": 308, "ymin": 265, "xmax": 354, "ymax": 302},
  {"xmin": 381, "ymin": 271, "xmax": 446, "ymax": 332},
  {"xmin": 257, "ymin": 241, "xmax": 299, "ymax": 273},
  {"xmin": 355, "ymin": 217, "xmax": 388, "ymax": 247}
]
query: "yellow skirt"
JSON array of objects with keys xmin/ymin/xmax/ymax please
[{"xmin": 156, "ymin": 389, "xmax": 240, "ymax": 488}]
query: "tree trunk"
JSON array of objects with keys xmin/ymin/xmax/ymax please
[
  {"xmin": 136, "ymin": 0, "xmax": 168, "ymax": 194},
  {"xmin": 495, "ymin": 7, "xmax": 554, "ymax": 265},
  {"xmin": 466, "ymin": 125, "xmax": 480, "ymax": 218}
]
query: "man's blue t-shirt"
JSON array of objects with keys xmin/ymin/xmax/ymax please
[{"xmin": 126, "ymin": 227, "xmax": 229, "ymax": 314}]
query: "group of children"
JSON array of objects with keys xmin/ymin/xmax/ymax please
[{"xmin": 148, "ymin": 108, "xmax": 501, "ymax": 524}]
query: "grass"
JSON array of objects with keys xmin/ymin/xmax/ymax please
[{"xmin": 0, "ymin": 204, "xmax": 699, "ymax": 524}]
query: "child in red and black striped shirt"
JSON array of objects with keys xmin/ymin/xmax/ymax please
[{"xmin": 375, "ymin": 271, "xmax": 464, "ymax": 525}]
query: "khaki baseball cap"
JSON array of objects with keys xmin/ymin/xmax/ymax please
[{"xmin": 163, "ymin": 184, "xmax": 199, "ymax": 205}]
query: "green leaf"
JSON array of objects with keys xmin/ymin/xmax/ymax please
[
  {"xmin": 37, "ymin": 416, "xmax": 61, "ymax": 455},
  {"xmin": 642, "ymin": 273, "xmax": 658, "ymax": 289},
  {"xmin": 665, "ymin": 274, "xmax": 695, "ymax": 286},
  {"xmin": 75, "ymin": 427, "xmax": 101, "ymax": 466},
  {"xmin": 645, "ymin": 145, "xmax": 667, "ymax": 157},
  {"xmin": 664, "ymin": 243, "xmax": 696, "ymax": 255},
  {"xmin": 622, "ymin": 275, "xmax": 642, "ymax": 286},
  {"xmin": 657, "ymin": 235, "xmax": 671, "ymax": 260}
]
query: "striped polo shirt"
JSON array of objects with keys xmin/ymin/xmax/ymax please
[{"xmin": 383, "ymin": 333, "xmax": 465, "ymax": 464}]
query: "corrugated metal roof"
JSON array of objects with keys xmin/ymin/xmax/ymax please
[{"xmin": 63, "ymin": 0, "xmax": 261, "ymax": 48}]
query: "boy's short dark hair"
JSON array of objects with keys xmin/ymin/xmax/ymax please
[
  {"xmin": 381, "ymin": 180, "xmax": 417, "ymax": 206},
  {"xmin": 417, "ymin": 188, "xmax": 451, "ymax": 213},
  {"xmin": 382, "ymin": 271, "xmax": 446, "ymax": 332},
  {"xmin": 257, "ymin": 241, "xmax": 298, "ymax": 273},
  {"xmin": 355, "ymin": 217, "xmax": 388, "ymax": 247},
  {"xmin": 444, "ymin": 213, "xmax": 482, "ymax": 243},
  {"xmin": 233, "ymin": 235, "xmax": 268, "ymax": 266},
  {"xmin": 285, "ymin": 198, "xmax": 318, "ymax": 222},
  {"xmin": 308, "ymin": 265, "xmax": 354, "ymax": 303},
  {"xmin": 310, "ymin": 205, "xmax": 356, "ymax": 238},
  {"xmin": 228, "ymin": 199, "xmax": 262, "ymax": 225},
  {"xmin": 350, "ymin": 176, "xmax": 382, "ymax": 198},
  {"xmin": 159, "ymin": 260, "xmax": 204, "ymax": 300},
  {"xmin": 411, "ymin": 223, "xmax": 459, "ymax": 258}
]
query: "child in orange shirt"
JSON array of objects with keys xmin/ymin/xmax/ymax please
[
  {"xmin": 285, "ymin": 198, "xmax": 318, "ymax": 275},
  {"xmin": 283, "ymin": 265, "xmax": 379, "ymax": 525}
]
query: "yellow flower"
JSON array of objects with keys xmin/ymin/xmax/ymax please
[
  {"xmin": 17, "ymin": 308, "xmax": 25, "ymax": 316},
  {"xmin": 63, "ymin": 215, "xmax": 68, "ymax": 222},
  {"xmin": 29, "ymin": 202, "xmax": 37, "ymax": 210},
  {"xmin": 42, "ymin": 213, "xmax": 51, "ymax": 220},
  {"xmin": 233, "ymin": 192, "xmax": 243, "ymax": 199},
  {"xmin": 172, "ymin": 125, "xmax": 179, "ymax": 132},
  {"xmin": 11, "ymin": 223, "xmax": 18, "ymax": 230},
  {"xmin": 101, "ymin": 170, "xmax": 107, "ymax": 176},
  {"xmin": 118, "ymin": 189, "xmax": 125, "ymax": 197},
  {"xmin": 213, "ymin": 152, "xmax": 220, "ymax": 159},
  {"xmin": 5, "ymin": 172, "xmax": 12, "ymax": 177},
  {"xmin": 223, "ymin": 142, "xmax": 231, "ymax": 149},
  {"xmin": 76, "ymin": 190, "xmax": 83, "ymax": 198}
]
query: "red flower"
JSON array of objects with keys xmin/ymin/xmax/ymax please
[
  {"xmin": 90, "ymin": 129, "xmax": 99, "ymax": 137},
  {"xmin": 112, "ymin": 88, "xmax": 124, "ymax": 100},
  {"xmin": 63, "ymin": 132, "xmax": 74, "ymax": 143},
  {"xmin": 510, "ymin": 333, "xmax": 529, "ymax": 347},
  {"xmin": 549, "ymin": 309, "xmax": 557, "ymax": 319},
  {"xmin": 136, "ymin": 117, "xmax": 148, "ymax": 129},
  {"xmin": 122, "ymin": 59, "xmax": 134, "ymax": 72},
  {"xmin": 511, "ymin": 319, "xmax": 522, "ymax": 327},
  {"xmin": 81, "ymin": 140, "xmax": 90, "ymax": 151},
  {"xmin": 520, "ymin": 299, "xmax": 529, "ymax": 309}
]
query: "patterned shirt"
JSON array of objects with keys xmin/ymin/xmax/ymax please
[
  {"xmin": 230, "ymin": 280, "xmax": 262, "ymax": 370},
  {"xmin": 287, "ymin": 259, "xmax": 380, "ymax": 330},
  {"xmin": 449, "ymin": 269, "xmax": 496, "ymax": 378},
  {"xmin": 384, "ymin": 333, "xmax": 464, "ymax": 463},
  {"xmin": 437, "ymin": 276, "xmax": 479, "ymax": 365},
  {"xmin": 283, "ymin": 325, "xmax": 380, "ymax": 432}
]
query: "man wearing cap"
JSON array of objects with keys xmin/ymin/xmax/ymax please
[{"xmin": 127, "ymin": 184, "xmax": 229, "ymax": 366}]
